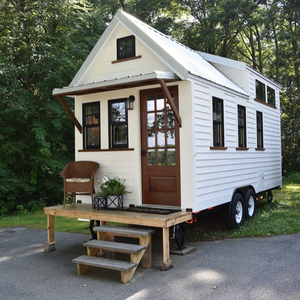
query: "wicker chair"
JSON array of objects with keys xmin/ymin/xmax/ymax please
[{"xmin": 61, "ymin": 161, "xmax": 99, "ymax": 208}]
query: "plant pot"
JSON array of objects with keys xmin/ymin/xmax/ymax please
[
  {"xmin": 106, "ymin": 194, "xmax": 123, "ymax": 210},
  {"xmin": 94, "ymin": 196, "xmax": 107, "ymax": 210}
]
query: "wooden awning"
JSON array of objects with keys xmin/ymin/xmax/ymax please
[{"xmin": 54, "ymin": 72, "xmax": 182, "ymax": 132}]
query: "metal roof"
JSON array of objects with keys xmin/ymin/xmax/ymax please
[
  {"xmin": 53, "ymin": 10, "xmax": 248, "ymax": 97},
  {"xmin": 116, "ymin": 11, "xmax": 248, "ymax": 96}
]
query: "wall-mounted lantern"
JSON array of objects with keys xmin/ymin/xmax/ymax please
[{"xmin": 126, "ymin": 95, "xmax": 135, "ymax": 110}]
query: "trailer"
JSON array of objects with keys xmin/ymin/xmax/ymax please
[{"xmin": 53, "ymin": 10, "xmax": 281, "ymax": 230}]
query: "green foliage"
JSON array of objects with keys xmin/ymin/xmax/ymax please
[
  {"xmin": 1, "ymin": 175, "xmax": 299, "ymax": 240},
  {"xmin": 0, "ymin": 0, "xmax": 106, "ymax": 215},
  {"xmin": 0, "ymin": 0, "xmax": 300, "ymax": 215},
  {"xmin": 188, "ymin": 175, "xmax": 300, "ymax": 241},
  {"xmin": 96, "ymin": 175, "xmax": 130, "ymax": 196}
]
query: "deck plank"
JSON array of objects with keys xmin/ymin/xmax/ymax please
[
  {"xmin": 73, "ymin": 255, "xmax": 137, "ymax": 272},
  {"xmin": 44, "ymin": 203, "xmax": 192, "ymax": 228},
  {"xmin": 94, "ymin": 225, "xmax": 154, "ymax": 236},
  {"xmin": 83, "ymin": 240, "xmax": 146, "ymax": 254}
]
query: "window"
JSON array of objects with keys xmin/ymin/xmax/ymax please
[
  {"xmin": 267, "ymin": 86, "xmax": 276, "ymax": 106},
  {"xmin": 117, "ymin": 35, "xmax": 135, "ymax": 60},
  {"xmin": 256, "ymin": 111, "xmax": 263, "ymax": 149},
  {"xmin": 256, "ymin": 80, "xmax": 266, "ymax": 102},
  {"xmin": 256, "ymin": 80, "xmax": 277, "ymax": 107},
  {"xmin": 83, "ymin": 102, "xmax": 100, "ymax": 149},
  {"xmin": 238, "ymin": 105, "xmax": 246, "ymax": 148},
  {"xmin": 213, "ymin": 97, "xmax": 224, "ymax": 147},
  {"xmin": 108, "ymin": 99, "xmax": 128, "ymax": 148}
]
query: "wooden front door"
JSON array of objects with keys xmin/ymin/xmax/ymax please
[{"xmin": 141, "ymin": 86, "xmax": 180, "ymax": 206}]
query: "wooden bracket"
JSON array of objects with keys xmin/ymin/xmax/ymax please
[
  {"xmin": 159, "ymin": 79, "xmax": 182, "ymax": 127},
  {"xmin": 56, "ymin": 95, "xmax": 82, "ymax": 134}
]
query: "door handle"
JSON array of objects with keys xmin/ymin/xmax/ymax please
[{"xmin": 141, "ymin": 150, "xmax": 147, "ymax": 156}]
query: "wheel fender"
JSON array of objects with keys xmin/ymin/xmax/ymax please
[{"xmin": 230, "ymin": 185, "xmax": 255, "ymax": 208}]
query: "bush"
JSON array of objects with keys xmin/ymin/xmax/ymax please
[{"xmin": 285, "ymin": 173, "xmax": 300, "ymax": 184}]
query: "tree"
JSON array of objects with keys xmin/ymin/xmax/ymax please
[{"xmin": 0, "ymin": 0, "xmax": 106, "ymax": 215}]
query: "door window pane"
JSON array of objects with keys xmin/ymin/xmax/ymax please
[
  {"xmin": 166, "ymin": 112, "xmax": 175, "ymax": 128},
  {"xmin": 144, "ymin": 89, "xmax": 178, "ymax": 167},
  {"xmin": 147, "ymin": 95, "xmax": 155, "ymax": 111},
  {"xmin": 148, "ymin": 131, "xmax": 155, "ymax": 147},
  {"xmin": 167, "ymin": 149, "xmax": 176, "ymax": 165},
  {"xmin": 158, "ymin": 149, "xmax": 166, "ymax": 165},
  {"xmin": 156, "ymin": 112, "xmax": 165, "ymax": 129},
  {"xmin": 147, "ymin": 113, "xmax": 155, "ymax": 129},
  {"xmin": 156, "ymin": 94, "xmax": 165, "ymax": 111},
  {"xmin": 148, "ymin": 149, "xmax": 156, "ymax": 166},
  {"xmin": 157, "ymin": 131, "xmax": 165, "ymax": 147},
  {"xmin": 167, "ymin": 130, "xmax": 175, "ymax": 147}
]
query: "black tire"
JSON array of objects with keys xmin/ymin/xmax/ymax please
[
  {"xmin": 267, "ymin": 191, "xmax": 273, "ymax": 203},
  {"xmin": 225, "ymin": 193, "xmax": 245, "ymax": 229},
  {"xmin": 244, "ymin": 189, "xmax": 256, "ymax": 219}
]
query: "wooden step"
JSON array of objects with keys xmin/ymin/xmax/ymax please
[
  {"xmin": 83, "ymin": 240, "xmax": 146, "ymax": 254},
  {"xmin": 73, "ymin": 255, "xmax": 137, "ymax": 272},
  {"xmin": 93, "ymin": 225, "xmax": 155, "ymax": 237}
]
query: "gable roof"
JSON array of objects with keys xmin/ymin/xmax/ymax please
[{"xmin": 53, "ymin": 10, "xmax": 248, "ymax": 97}]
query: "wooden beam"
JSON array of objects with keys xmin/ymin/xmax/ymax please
[
  {"xmin": 159, "ymin": 79, "xmax": 182, "ymax": 127},
  {"xmin": 56, "ymin": 95, "xmax": 82, "ymax": 134}
]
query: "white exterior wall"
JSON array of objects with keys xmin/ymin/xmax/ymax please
[
  {"xmin": 74, "ymin": 87, "xmax": 142, "ymax": 206},
  {"xmin": 177, "ymin": 81, "xmax": 195, "ymax": 211},
  {"xmin": 83, "ymin": 25, "xmax": 171, "ymax": 84},
  {"xmin": 72, "ymin": 73, "xmax": 281, "ymax": 212},
  {"xmin": 189, "ymin": 72, "xmax": 281, "ymax": 212}
]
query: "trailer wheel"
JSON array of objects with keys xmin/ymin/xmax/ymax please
[
  {"xmin": 244, "ymin": 189, "xmax": 256, "ymax": 219},
  {"xmin": 267, "ymin": 191, "xmax": 273, "ymax": 203},
  {"xmin": 225, "ymin": 193, "xmax": 245, "ymax": 229}
]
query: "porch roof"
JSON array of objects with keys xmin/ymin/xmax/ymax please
[{"xmin": 53, "ymin": 71, "xmax": 180, "ymax": 97}]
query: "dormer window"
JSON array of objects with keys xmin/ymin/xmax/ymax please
[{"xmin": 117, "ymin": 35, "xmax": 135, "ymax": 60}]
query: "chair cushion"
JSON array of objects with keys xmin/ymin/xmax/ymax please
[{"xmin": 66, "ymin": 178, "xmax": 91, "ymax": 183}]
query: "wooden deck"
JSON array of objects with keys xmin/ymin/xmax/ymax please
[{"xmin": 44, "ymin": 203, "xmax": 193, "ymax": 270}]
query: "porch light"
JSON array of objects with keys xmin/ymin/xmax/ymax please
[{"xmin": 126, "ymin": 95, "xmax": 135, "ymax": 110}]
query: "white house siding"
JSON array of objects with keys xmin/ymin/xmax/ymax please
[
  {"xmin": 85, "ymin": 24, "xmax": 171, "ymax": 85},
  {"xmin": 177, "ymin": 81, "xmax": 195, "ymax": 210},
  {"xmin": 74, "ymin": 87, "xmax": 142, "ymax": 207},
  {"xmin": 191, "ymin": 74, "xmax": 281, "ymax": 212}
]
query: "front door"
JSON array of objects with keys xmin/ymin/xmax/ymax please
[{"xmin": 141, "ymin": 86, "xmax": 180, "ymax": 206}]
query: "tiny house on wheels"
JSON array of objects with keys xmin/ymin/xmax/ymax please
[{"xmin": 53, "ymin": 10, "xmax": 281, "ymax": 229}]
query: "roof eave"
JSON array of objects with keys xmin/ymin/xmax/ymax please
[
  {"xmin": 52, "ymin": 71, "xmax": 180, "ymax": 97},
  {"xmin": 188, "ymin": 72, "xmax": 249, "ymax": 99}
]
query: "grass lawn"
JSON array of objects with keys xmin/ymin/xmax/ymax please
[
  {"xmin": 187, "ymin": 177, "xmax": 300, "ymax": 241},
  {"xmin": 0, "ymin": 212, "xmax": 91, "ymax": 235},
  {"xmin": 0, "ymin": 177, "xmax": 299, "ymax": 241}
]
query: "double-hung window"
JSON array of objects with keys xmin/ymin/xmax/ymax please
[
  {"xmin": 256, "ymin": 80, "xmax": 266, "ymax": 102},
  {"xmin": 256, "ymin": 111, "xmax": 263, "ymax": 149},
  {"xmin": 213, "ymin": 97, "xmax": 224, "ymax": 147},
  {"xmin": 108, "ymin": 99, "xmax": 128, "ymax": 148},
  {"xmin": 83, "ymin": 102, "xmax": 100, "ymax": 149},
  {"xmin": 238, "ymin": 105, "xmax": 246, "ymax": 148}
]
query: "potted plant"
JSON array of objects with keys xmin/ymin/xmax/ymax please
[{"xmin": 94, "ymin": 175, "xmax": 130, "ymax": 210}]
